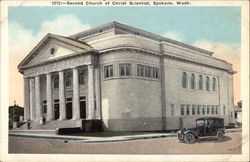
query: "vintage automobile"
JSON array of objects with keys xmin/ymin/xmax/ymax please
[{"xmin": 177, "ymin": 117, "xmax": 225, "ymax": 144}]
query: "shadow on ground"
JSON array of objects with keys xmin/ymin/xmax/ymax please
[{"xmin": 197, "ymin": 136, "xmax": 232, "ymax": 144}]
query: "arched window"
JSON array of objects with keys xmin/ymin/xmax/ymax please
[
  {"xmin": 206, "ymin": 76, "xmax": 210, "ymax": 91},
  {"xmin": 199, "ymin": 75, "xmax": 203, "ymax": 90},
  {"xmin": 65, "ymin": 73, "xmax": 72, "ymax": 87},
  {"xmin": 182, "ymin": 72, "xmax": 187, "ymax": 88},
  {"xmin": 53, "ymin": 75, "xmax": 59, "ymax": 89},
  {"xmin": 212, "ymin": 77, "xmax": 216, "ymax": 91},
  {"xmin": 191, "ymin": 73, "xmax": 195, "ymax": 89},
  {"xmin": 79, "ymin": 69, "xmax": 85, "ymax": 85}
]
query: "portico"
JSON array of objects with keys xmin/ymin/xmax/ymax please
[{"xmin": 19, "ymin": 34, "xmax": 101, "ymax": 125}]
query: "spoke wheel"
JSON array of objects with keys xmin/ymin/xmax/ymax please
[
  {"xmin": 178, "ymin": 134, "xmax": 184, "ymax": 142},
  {"xmin": 217, "ymin": 130, "xmax": 224, "ymax": 141},
  {"xmin": 184, "ymin": 133, "xmax": 196, "ymax": 144}
]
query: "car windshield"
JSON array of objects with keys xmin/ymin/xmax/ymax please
[{"xmin": 196, "ymin": 119, "xmax": 204, "ymax": 127}]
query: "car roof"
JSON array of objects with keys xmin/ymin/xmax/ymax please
[{"xmin": 196, "ymin": 117, "xmax": 224, "ymax": 121}]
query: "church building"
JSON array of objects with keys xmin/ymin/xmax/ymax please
[{"xmin": 18, "ymin": 22, "xmax": 235, "ymax": 131}]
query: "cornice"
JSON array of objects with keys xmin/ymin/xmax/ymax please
[{"xmin": 69, "ymin": 21, "xmax": 213, "ymax": 56}]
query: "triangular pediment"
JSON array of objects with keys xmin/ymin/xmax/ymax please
[{"xmin": 18, "ymin": 34, "xmax": 94, "ymax": 69}]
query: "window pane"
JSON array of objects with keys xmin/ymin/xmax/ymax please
[
  {"xmin": 191, "ymin": 73, "xmax": 195, "ymax": 89},
  {"xmin": 181, "ymin": 104, "xmax": 184, "ymax": 116},
  {"xmin": 203, "ymin": 105, "xmax": 206, "ymax": 115},
  {"xmin": 145, "ymin": 66, "xmax": 151, "ymax": 78},
  {"xmin": 207, "ymin": 105, "xmax": 210, "ymax": 114},
  {"xmin": 120, "ymin": 64, "xmax": 125, "ymax": 76},
  {"xmin": 104, "ymin": 65, "xmax": 113, "ymax": 78},
  {"xmin": 125, "ymin": 64, "xmax": 131, "ymax": 76},
  {"xmin": 109, "ymin": 65, "xmax": 113, "ymax": 77},
  {"xmin": 186, "ymin": 105, "xmax": 190, "ymax": 115},
  {"xmin": 206, "ymin": 76, "xmax": 210, "ymax": 91},
  {"xmin": 182, "ymin": 72, "xmax": 187, "ymax": 88},
  {"xmin": 199, "ymin": 75, "xmax": 203, "ymax": 90},
  {"xmin": 213, "ymin": 77, "xmax": 216, "ymax": 91},
  {"xmin": 192, "ymin": 105, "xmax": 195, "ymax": 115},
  {"xmin": 197, "ymin": 120, "xmax": 204, "ymax": 127},
  {"xmin": 197, "ymin": 105, "xmax": 200, "ymax": 115}
]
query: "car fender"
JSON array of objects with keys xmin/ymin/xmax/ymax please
[
  {"xmin": 184, "ymin": 130, "xmax": 199, "ymax": 138},
  {"xmin": 216, "ymin": 128, "xmax": 225, "ymax": 134}
]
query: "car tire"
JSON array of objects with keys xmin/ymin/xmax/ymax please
[
  {"xmin": 184, "ymin": 133, "xmax": 196, "ymax": 144},
  {"xmin": 177, "ymin": 134, "xmax": 184, "ymax": 143},
  {"xmin": 217, "ymin": 129, "xmax": 224, "ymax": 141}
]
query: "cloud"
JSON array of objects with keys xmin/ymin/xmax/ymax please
[
  {"xmin": 192, "ymin": 40, "xmax": 240, "ymax": 60},
  {"xmin": 193, "ymin": 40, "xmax": 241, "ymax": 103},
  {"xmin": 8, "ymin": 14, "xmax": 91, "ymax": 106},
  {"xmin": 163, "ymin": 31, "xmax": 185, "ymax": 42}
]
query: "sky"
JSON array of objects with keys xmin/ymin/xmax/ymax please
[{"xmin": 8, "ymin": 6, "xmax": 241, "ymax": 106}]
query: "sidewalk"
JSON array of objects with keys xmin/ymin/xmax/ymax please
[{"xmin": 9, "ymin": 128, "xmax": 241, "ymax": 143}]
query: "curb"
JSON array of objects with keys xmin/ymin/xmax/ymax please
[{"xmin": 9, "ymin": 129, "xmax": 241, "ymax": 143}]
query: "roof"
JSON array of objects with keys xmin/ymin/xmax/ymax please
[
  {"xmin": 70, "ymin": 21, "xmax": 214, "ymax": 56},
  {"xmin": 18, "ymin": 33, "xmax": 95, "ymax": 69},
  {"xmin": 196, "ymin": 117, "xmax": 224, "ymax": 121}
]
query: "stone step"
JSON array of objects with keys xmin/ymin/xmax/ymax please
[
  {"xmin": 9, "ymin": 130, "xmax": 56, "ymax": 134},
  {"xmin": 19, "ymin": 119, "xmax": 83, "ymax": 130}
]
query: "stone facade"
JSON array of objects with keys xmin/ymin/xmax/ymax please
[{"xmin": 18, "ymin": 22, "xmax": 235, "ymax": 131}]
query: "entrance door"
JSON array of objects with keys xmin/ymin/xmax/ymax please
[
  {"xmin": 54, "ymin": 104, "xmax": 59, "ymax": 120},
  {"xmin": 80, "ymin": 101, "xmax": 86, "ymax": 119},
  {"xmin": 66, "ymin": 102, "xmax": 72, "ymax": 119}
]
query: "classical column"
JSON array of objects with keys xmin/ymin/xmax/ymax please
[
  {"xmin": 24, "ymin": 77, "xmax": 30, "ymax": 121},
  {"xmin": 94, "ymin": 67, "xmax": 101, "ymax": 119},
  {"xmin": 35, "ymin": 75, "xmax": 42, "ymax": 121},
  {"xmin": 87, "ymin": 65, "xmax": 95, "ymax": 119},
  {"xmin": 29, "ymin": 78, "xmax": 35, "ymax": 120},
  {"xmin": 58, "ymin": 70, "xmax": 66, "ymax": 120},
  {"xmin": 46, "ymin": 73, "xmax": 53, "ymax": 121},
  {"xmin": 72, "ymin": 67, "xmax": 80, "ymax": 120}
]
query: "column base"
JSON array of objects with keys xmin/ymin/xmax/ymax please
[
  {"xmin": 57, "ymin": 118, "xmax": 66, "ymax": 121},
  {"xmin": 71, "ymin": 117, "xmax": 80, "ymax": 120}
]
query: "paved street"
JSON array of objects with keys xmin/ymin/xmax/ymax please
[{"xmin": 9, "ymin": 132, "xmax": 241, "ymax": 154}]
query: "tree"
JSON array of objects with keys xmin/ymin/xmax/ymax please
[
  {"xmin": 9, "ymin": 104, "xmax": 24, "ymax": 129},
  {"xmin": 237, "ymin": 100, "xmax": 242, "ymax": 108}
]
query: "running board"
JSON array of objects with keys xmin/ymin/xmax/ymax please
[{"xmin": 198, "ymin": 136, "xmax": 217, "ymax": 139}]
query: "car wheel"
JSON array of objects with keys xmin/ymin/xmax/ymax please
[
  {"xmin": 184, "ymin": 133, "xmax": 196, "ymax": 144},
  {"xmin": 217, "ymin": 129, "xmax": 224, "ymax": 141},
  {"xmin": 177, "ymin": 134, "xmax": 184, "ymax": 143}
]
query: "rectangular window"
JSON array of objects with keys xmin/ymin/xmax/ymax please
[
  {"xmin": 120, "ymin": 64, "xmax": 131, "ymax": 76},
  {"xmin": 104, "ymin": 65, "xmax": 113, "ymax": 78},
  {"xmin": 202, "ymin": 105, "xmax": 206, "ymax": 115},
  {"xmin": 192, "ymin": 105, "xmax": 195, "ymax": 115},
  {"xmin": 223, "ymin": 105, "xmax": 226, "ymax": 115},
  {"xmin": 152, "ymin": 67, "xmax": 159, "ymax": 79},
  {"xmin": 207, "ymin": 105, "xmax": 210, "ymax": 114},
  {"xmin": 181, "ymin": 104, "xmax": 184, "ymax": 116},
  {"xmin": 137, "ymin": 64, "xmax": 144, "ymax": 77},
  {"xmin": 186, "ymin": 105, "xmax": 190, "ymax": 115},
  {"xmin": 197, "ymin": 105, "xmax": 200, "ymax": 115},
  {"xmin": 212, "ymin": 105, "xmax": 214, "ymax": 114},
  {"xmin": 215, "ymin": 105, "xmax": 218, "ymax": 114},
  {"xmin": 145, "ymin": 66, "xmax": 151, "ymax": 78},
  {"xmin": 171, "ymin": 104, "xmax": 174, "ymax": 116}
]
